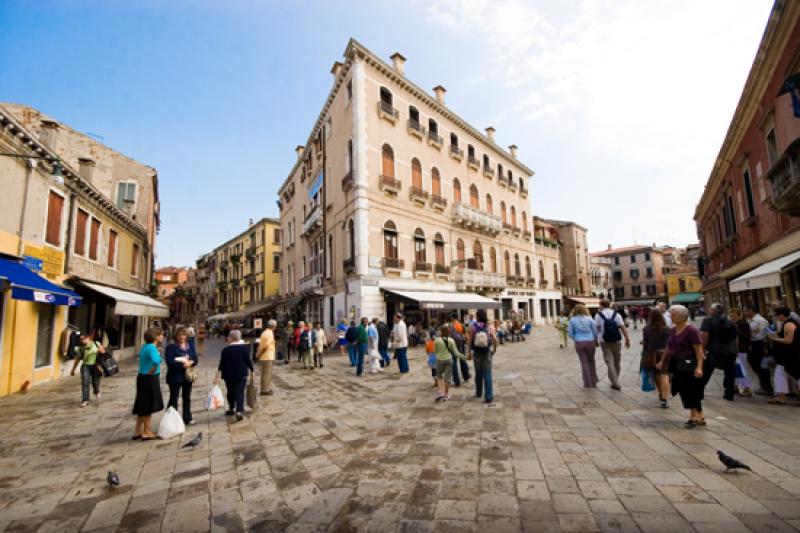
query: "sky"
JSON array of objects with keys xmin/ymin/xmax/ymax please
[{"xmin": 0, "ymin": 0, "xmax": 775, "ymax": 267}]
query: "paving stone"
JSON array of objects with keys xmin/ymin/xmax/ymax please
[
  {"xmin": 516, "ymin": 480, "xmax": 550, "ymax": 501},
  {"xmin": 552, "ymin": 493, "xmax": 591, "ymax": 514},
  {"xmin": 434, "ymin": 499, "xmax": 476, "ymax": 521},
  {"xmin": 673, "ymin": 503, "xmax": 740, "ymax": 523}
]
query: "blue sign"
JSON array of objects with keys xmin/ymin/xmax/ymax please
[
  {"xmin": 308, "ymin": 172, "xmax": 323, "ymax": 198},
  {"xmin": 22, "ymin": 256, "xmax": 43, "ymax": 272}
]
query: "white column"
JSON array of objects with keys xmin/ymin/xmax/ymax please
[{"xmin": 351, "ymin": 58, "xmax": 370, "ymax": 277}]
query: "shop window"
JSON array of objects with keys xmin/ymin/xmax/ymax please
[{"xmin": 35, "ymin": 303, "xmax": 55, "ymax": 368}]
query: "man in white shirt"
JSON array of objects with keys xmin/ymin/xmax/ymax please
[
  {"xmin": 392, "ymin": 313, "xmax": 409, "ymax": 373},
  {"xmin": 745, "ymin": 306, "xmax": 773, "ymax": 395},
  {"xmin": 594, "ymin": 300, "xmax": 631, "ymax": 390},
  {"xmin": 657, "ymin": 301, "xmax": 673, "ymax": 328}
]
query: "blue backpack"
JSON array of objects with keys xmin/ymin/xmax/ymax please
[{"xmin": 602, "ymin": 311, "xmax": 622, "ymax": 342}]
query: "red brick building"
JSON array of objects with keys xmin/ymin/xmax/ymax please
[{"xmin": 695, "ymin": 1, "xmax": 800, "ymax": 313}]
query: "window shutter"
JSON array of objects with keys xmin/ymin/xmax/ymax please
[
  {"xmin": 108, "ymin": 230, "xmax": 117, "ymax": 267},
  {"xmin": 46, "ymin": 192, "xmax": 64, "ymax": 246},
  {"xmin": 74, "ymin": 209, "xmax": 88, "ymax": 255},
  {"xmin": 89, "ymin": 218, "xmax": 101, "ymax": 260}
]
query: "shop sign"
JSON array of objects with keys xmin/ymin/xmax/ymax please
[
  {"xmin": 22, "ymin": 255, "xmax": 43, "ymax": 272},
  {"xmin": 24, "ymin": 245, "xmax": 64, "ymax": 280},
  {"xmin": 253, "ymin": 318, "xmax": 263, "ymax": 329},
  {"xmin": 33, "ymin": 291, "xmax": 55, "ymax": 303},
  {"xmin": 422, "ymin": 303, "xmax": 444, "ymax": 309}
]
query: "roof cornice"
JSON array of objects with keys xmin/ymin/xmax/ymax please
[{"xmin": 211, "ymin": 217, "xmax": 280, "ymax": 253}]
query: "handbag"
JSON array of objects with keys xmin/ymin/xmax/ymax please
[
  {"xmin": 185, "ymin": 365, "xmax": 198, "ymax": 383},
  {"xmin": 674, "ymin": 355, "xmax": 697, "ymax": 374},
  {"xmin": 99, "ymin": 352, "xmax": 119, "ymax": 377},
  {"xmin": 246, "ymin": 374, "xmax": 258, "ymax": 410},
  {"xmin": 640, "ymin": 368, "xmax": 655, "ymax": 392}
]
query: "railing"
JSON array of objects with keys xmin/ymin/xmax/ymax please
[
  {"xmin": 482, "ymin": 165, "xmax": 495, "ymax": 179},
  {"xmin": 506, "ymin": 274, "xmax": 519, "ymax": 285},
  {"xmin": 342, "ymin": 171, "xmax": 353, "ymax": 191},
  {"xmin": 534, "ymin": 237, "xmax": 559, "ymax": 249},
  {"xmin": 526, "ymin": 277, "xmax": 536, "ymax": 286},
  {"xmin": 508, "ymin": 179, "xmax": 517, "ymax": 191},
  {"xmin": 454, "ymin": 268, "xmax": 506, "ymax": 289},
  {"xmin": 380, "ymin": 174, "xmax": 402, "ymax": 194},
  {"xmin": 434, "ymin": 263, "xmax": 450, "ymax": 275},
  {"xmin": 245, "ymin": 247, "xmax": 256, "ymax": 259},
  {"xmin": 343, "ymin": 257, "xmax": 356, "ymax": 273},
  {"xmin": 409, "ymin": 186, "xmax": 429, "ymax": 203},
  {"xmin": 539, "ymin": 280, "xmax": 549, "ymax": 289},
  {"xmin": 430, "ymin": 194, "xmax": 447, "ymax": 210},
  {"xmin": 427, "ymin": 131, "xmax": 443, "ymax": 147},
  {"xmin": 522, "ymin": 229, "xmax": 532, "ymax": 240},
  {"xmin": 502, "ymin": 222, "xmax": 514, "ymax": 233},
  {"xmin": 407, "ymin": 119, "xmax": 425, "ymax": 138},
  {"xmin": 497, "ymin": 175, "xmax": 508, "ymax": 187},
  {"xmin": 382, "ymin": 257, "xmax": 405, "ymax": 270},
  {"xmin": 453, "ymin": 202, "xmax": 502, "ymax": 234},
  {"xmin": 245, "ymin": 274, "xmax": 257, "ymax": 285},
  {"xmin": 299, "ymin": 273, "xmax": 323, "ymax": 293},
  {"xmin": 766, "ymin": 138, "xmax": 800, "ymax": 217},
  {"xmin": 413, "ymin": 262, "xmax": 432, "ymax": 272},
  {"xmin": 520, "ymin": 186, "xmax": 528, "ymax": 198},
  {"xmin": 468, "ymin": 155, "xmax": 480, "ymax": 169},
  {"xmin": 302, "ymin": 205, "xmax": 322, "ymax": 236},
  {"xmin": 377, "ymin": 101, "xmax": 399, "ymax": 121},
  {"xmin": 230, "ymin": 253, "xmax": 242, "ymax": 263},
  {"xmin": 449, "ymin": 145, "xmax": 464, "ymax": 159}
]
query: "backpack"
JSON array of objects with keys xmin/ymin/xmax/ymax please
[
  {"xmin": 425, "ymin": 338, "xmax": 436, "ymax": 353},
  {"xmin": 602, "ymin": 311, "xmax": 622, "ymax": 343},
  {"xmin": 299, "ymin": 331, "xmax": 311, "ymax": 351},
  {"xmin": 473, "ymin": 323, "xmax": 490, "ymax": 348},
  {"xmin": 345, "ymin": 326, "xmax": 357, "ymax": 344},
  {"xmin": 452, "ymin": 327, "xmax": 466, "ymax": 351}
]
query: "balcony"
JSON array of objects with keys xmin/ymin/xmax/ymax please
[
  {"xmin": 508, "ymin": 179, "xmax": 517, "ymax": 192},
  {"xmin": 498, "ymin": 175, "xmax": 508, "ymax": 187},
  {"xmin": 511, "ymin": 225, "xmax": 522, "ymax": 237},
  {"xmin": 343, "ymin": 257, "xmax": 356, "ymax": 274},
  {"xmin": 520, "ymin": 185, "xmax": 528, "ymax": 199},
  {"xmin": 382, "ymin": 257, "xmax": 405, "ymax": 273},
  {"xmin": 230, "ymin": 253, "xmax": 242, "ymax": 263},
  {"xmin": 430, "ymin": 194, "xmax": 447, "ymax": 211},
  {"xmin": 482, "ymin": 165, "xmax": 495, "ymax": 179},
  {"xmin": 245, "ymin": 273, "xmax": 257, "ymax": 285},
  {"xmin": 452, "ymin": 202, "xmax": 502, "ymax": 235},
  {"xmin": 454, "ymin": 268, "xmax": 506, "ymax": 290},
  {"xmin": 409, "ymin": 186, "xmax": 429, "ymax": 205},
  {"xmin": 407, "ymin": 119, "xmax": 425, "ymax": 139},
  {"xmin": 380, "ymin": 175, "xmax": 402, "ymax": 196},
  {"xmin": 434, "ymin": 263, "xmax": 451, "ymax": 277},
  {"xmin": 427, "ymin": 131, "xmax": 443, "ymax": 150},
  {"xmin": 534, "ymin": 237, "xmax": 559, "ymax": 249},
  {"xmin": 539, "ymin": 280, "xmax": 549, "ymax": 289},
  {"xmin": 342, "ymin": 171, "xmax": 353, "ymax": 191},
  {"xmin": 525, "ymin": 276, "xmax": 536, "ymax": 287},
  {"xmin": 302, "ymin": 205, "xmax": 322, "ymax": 236},
  {"xmin": 245, "ymin": 247, "xmax": 256, "ymax": 260},
  {"xmin": 766, "ymin": 138, "xmax": 800, "ymax": 216},
  {"xmin": 218, "ymin": 280, "xmax": 229, "ymax": 289},
  {"xmin": 299, "ymin": 273, "xmax": 323, "ymax": 294},
  {"xmin": 506, "ymin": 274, "xmax": 519, "ymax": 286},
  {"xmin": 377, "ymin": 101, "xmax": 398, "ymax": 124},
  {"xmin": 219, "ymin": 261, "xmax": 228, "ymax": 270},
  {"xmin": 502, "ymin": 222, "xmax": 514, "ymax": 235},
  {"xmin": 449, "ymin": 145, "xmax": 464, "ymax": 161},
  {"xmin": 522, "ymin": 229, "xmax": 532, "ymax": 241},
  {"xmin": 468, "ymin": 155, "xmax": 480, "ymax": 171},
  {"xmin": 413, "ymin": 262, "xmax": 432, "ymax": 277}
]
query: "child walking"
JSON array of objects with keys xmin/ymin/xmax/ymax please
[
  {"xmin": 434, "ymin": 325, "xmax": 466, "ymax": 401},
  {"xmin": 426, "ymin": 334, "xmax": 438, "ymax": 386}
]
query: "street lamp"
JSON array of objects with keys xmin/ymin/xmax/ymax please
[{"xmin": 0, "ymin": 152, "xmax": 65, "ymax": 185}]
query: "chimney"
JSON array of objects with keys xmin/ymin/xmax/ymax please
[
  {"xmin": 330, "ymin": 61, "xmax": 343, "ymax": 78},
  {"xmin": 78, "ymin": 157, "xmax": 95, "ymax": 181},
  {"xmin": 249, "ymin": 218, "xmax": 254, "ymax": 227},
  {"xmin": 433, "ymin": 85, "xmax": 446, "ymax": 105},
  {"xmin": 485, "ymin": 127, "xmax": 495, "ymax": 143},
  {"xmin": 295, "ymin": 145, "xmax": 305, "ymax": 160},
  {"xmin": 39, "ymin": 120, "xmax": 59, "ymax": 149},
  {"xmin": 390, "ymin": 52, "xmax": 406, "ymax": 75},
  {"xmin": 607, "ymin": 244, "xmax": 612, "ymax": 251},
  {"xmin": 508, "ymin": 144, "xmax": 518, "ymax": 159}
]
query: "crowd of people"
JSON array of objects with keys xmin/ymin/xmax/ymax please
[{"xmin": 563, "ymin": 298, "xmax": 800, "ymax": 428}]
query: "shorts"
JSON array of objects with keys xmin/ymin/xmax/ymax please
[{"xmin": 435, "ymin": 359, "xmax": 452, "ymax": 382}]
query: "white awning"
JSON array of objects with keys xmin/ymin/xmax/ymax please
[
  {"xmin": 79, "ymin": 281, "xmax": 170, "ymax": 318},
  {"xmin": 729, "ymin": 250, "xmax": 800, "ymax": 293},
  {"xmin": 566, "ymin": 296, "xmax": 602, "ymax": 308},
  {"xmin": 383, "ymin": 289, "xmax": 501, "ymax": 309}
]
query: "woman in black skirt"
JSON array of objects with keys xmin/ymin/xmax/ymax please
[{"xmin": 133, "ymin": 327, "xmax": 165, "ymax": 440}]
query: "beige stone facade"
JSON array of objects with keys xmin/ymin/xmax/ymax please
[
  {"xmin": 589, "ymin": 256, "xmax": 613, "ymax": 300},
  {"xmin": 278, "ymin": 40, "xmax": 555, "ymax": 325},
  {"xmin": 592, "ymin": 245, "xmax": 668, "ymax": 304},
  {"xmin": 544, "ymin": 219, "xmax": 590, "ymax": 296}
]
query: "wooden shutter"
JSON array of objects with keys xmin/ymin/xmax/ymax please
[
  {"xmin": 470, "ymin": 186, "xmax": 479, "ymax": 208},
  {"xmin": 107, "ymin": 230, "xmax": 117, "ymax": 267},
  {"xmin": 89, "ymin": 218, "xmax": 101, "ymax": 260},
  {"xmin": 131, "ymin": 244, "xmax": 139, "ymax": 276},
  {"xmin": 411, "ymin": 159, "xmax": 422, "ymax": 189},
  {"xmin": 453, "ymin": 179, "xmax": 461, "ymax": 203},
  {"xmin": 45, "ymin": 192, "xmax": 64, "ymax": 246},
  {"xmin": 74, "ymin": 209, "xmax": 88, "ymax": 255},
  {"xmin": 381, "ymin": 146, "xmax": 394, "ymax": 178},
  {"xmin": 431, "ymin": 169, "xmax": 441, "ymax": 196}
]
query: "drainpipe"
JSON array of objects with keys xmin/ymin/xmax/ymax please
[
  {"xmin": 63, "ymin": 192, "xmax": 77, "ymax": 274},
  {"xmin": 321, "ymin": 127, "xmax": 327, "ymax": 326},
  {"xmin": 16, "ymin": 160, "xmax": 35, "ymax": 256}
]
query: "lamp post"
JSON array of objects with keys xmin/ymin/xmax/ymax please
[{"xmin": 0, "ymin": 152, "xmax": 64, "ymax": 185}]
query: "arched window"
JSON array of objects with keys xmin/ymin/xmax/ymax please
[
  {"xmin": 519, "ymin": 177, "xmax": 524, "ymax": 190},
  {"xmin": 473, "ymin": 241, "xmax": 484, "ymax": 271},
  {"xmin": 383, "ymin": 220, "xmax": 398, "ymax": 259},
  {"xmin": 498, "ymin": 163, "xmax": 503, "ymax": 180},
  {"xmin": 467, "ymin": 144, "xmax": 475, "ymax": 159},
  {"xmin": 554, "ymin": 264, "xmax": 559, "ymax": 285},
  {"xmin": 539, "ymin": 260, "xmax": 545, "ymax": 284},
  {"xmin": 382, "ymin": 144, "xmax": 394, "ymax": 178},
  {"xmin": 411, "ymin": 158, "xmax": 422, "ymax": 189},
  {"xmin": 482, "ymin": 154, "xmax": 489, "ymax": 169},
  {"xmin": 434, "ymin": 233, "xmax": 445, "ymax": 267},
  {"xmin": 510, "ymin": 206, "xmax": 517, "ymax": 227},
  {"xmin": 485, "ymin": 194, "xmax": 493, "ymax": 215},
  {"xmin": 469, "ymin": 184, "xmax": 479, "ymax": 208},
  {"xmin": 456, "ymin": 239, "xmax": 465, "ymax": 267},
  {"xmin": 489, "ymin": 247, "xmax": 497, "ymax": 272},
  {"xmin": 514, "ymin": 253, "xmax": 521, "ymax": 276},
  {"xmin": 428, "ymin": 118, "xmax": 438, "ymax": 136},
  {"xmin": 522, "ymin": 211, "xmax": 528, "ymax": 231},
  {"xmin": 347, "ymin": 219, "xmax": 355, "ymax": 260},
  {"xmin": 450, "ymin": 133, "xmax": 458, "ymax": 147},
  {"xmin": 504, "ymin": 251, "xmax": 510, "ymax": 274},
  {"xmin": 431, "ymin": 167, "xmax": 441, "ymax": 197},
  {"xmin": 409, "ymin": 105, "xmax": 420, "ymax": 124},
  {"xmin": 347, "ymin": 139, "xmax": 353, "ymax": 173},
  {"xmin": 380, "ymin": 87, "xmax": 393, "ymax": 106},
  {"xmin": 525, "ymin": 256, "xmax": 532, "ymax": 279},
  {"xmin": 414, "ymin": 228, "xmax": 426, "ymax": 264},
  {"xmin": 500, "ymin": 201, "xmax": 507, "ymax": 224},
  {"xmin": 453, "ymin": 178, "xmax": 462, "ymax": 203},
  {"xmin": 507, "ymin": 169, "xmax": 513, "ymax": 183}
]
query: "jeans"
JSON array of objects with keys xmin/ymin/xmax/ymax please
[
  {"xmin": 452, "ymin": 353, "xmax": 461, "ymax": 385},
  {"xmin": 473, "ymin": 352, "xmax": 493, "ymax": 401},
  {"xmin": 703, "ymin": 351, "xmax": 736, "ymax": 398},
  {"xmin": 395, "ymin": 347, "xmax": 409, "ymax": 373},
  {"xmin": 168, "ymin": 381, "xmax": 193, "ymax": 422},
  {"xmin": 357, "ymin": 343, "xmax": 367, "ymax": 376},
  {"xmin": 285, "ymin": 342, "xmax": 293, "ymax": 364},
  {"xmin": 747, "ymin": 340, "xmax": 773, "ymax": 393},
  {"xmin": 348, "ymin": 344, "xmax": 358, "ymax": 367},
  {"xmin": 601, "ymin": 341, "xmax": 622, "ymax": 387},
  {"xmin": 225, "ymin": 378, "xmax": 247, "ymax": 414},
  {"xmin": 379, "ymin": 347, "xmax": 389, "ymax": 367},
  {"xmin": 81, "ymin": 363, "xmax": 100, "ymax": 402},
  {"xmin": 459, "ymin": 358, "xmax": 470, "ymax": 381}
]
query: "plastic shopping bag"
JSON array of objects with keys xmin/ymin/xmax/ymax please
[
  {"xmin": 246, "ymin": 375, "xmax": 258, "ymax": 410},
  {"xmin": 206, "ymin": 384, "xmax": 225, "ymax": 411},
  {"xmin": 157, "ymin": 407, "xmax": 186, "ymax": 440},
  {"xmin": 640, "ymin": 369, "xmax": 655, "ymax": 392}
]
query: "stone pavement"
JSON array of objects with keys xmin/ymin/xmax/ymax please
[{"xmin": 1, "ymin": 326, "xmax": 800, "ymax": 533}]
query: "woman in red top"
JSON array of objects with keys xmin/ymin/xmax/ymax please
[{"xmin": 667, "ymin": 304, "xmax": 706, "ymax": 428}]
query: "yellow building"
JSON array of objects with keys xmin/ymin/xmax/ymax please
[
  {"xmin": 666, "ymin": 271, "xmax": 703, "ymax": 306},
  {"xmin": 207, "ymin": 218, "xmax": 281, "ymax": 324},
  {"xmin": 0, "ymin": 105, "xmax": 164, "ymax": 396}
]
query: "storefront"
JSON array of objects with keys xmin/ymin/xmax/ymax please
[
  {"xmin": 728, "ymin": 250, "xmax": 800, "ymax": 312},
  {"xmin": 383, "ymin": 289, "xmax": 501, "ymax": 329}
]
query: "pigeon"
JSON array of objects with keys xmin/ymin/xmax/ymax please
[
  {"xmin": 181, "ymin": 432, "xmax": 203, "ymax": 449},
  {"xmin": 106, "ymin": 471, "xmax": 120, "ymax": 487},
  {"xmin": 717, "ymin": 450, "xmax": 751, "ymax": 472}
]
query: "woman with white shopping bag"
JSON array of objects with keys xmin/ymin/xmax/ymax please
[
  {"xmin": 730, "ymin": 308, "xmax": 753, "ymax": 396},
  {"xmin": 132, "ymin": 328, "xmax": 165, "ymax": 441},
  {"xmin": 368, "ymin": 318, "xmax": 383, "ymax": 374}
]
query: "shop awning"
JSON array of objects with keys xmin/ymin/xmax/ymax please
[
  {"xmin": 0, "ymin": 258, "xmax": 81, "ymax": 306},
  {"xmin": 207, "ymin": 313, "xmax": 230, "ymax": 321},
  {"xmin": 617, "ymin": 299, "xmax": 657, "ymax": 306},
  {"xmin": 729, "ymin": 250, "xmax": 800, "ymax": 293},
  {"xmin": 671, "ymin": 292, "xmax": 703, "ymax": 304},
  {"xmin": 77, "ymin": 280, "xmax": 169, "ymax": 317},
  {"xmin": 383, "ymin": 289, "xmax": 501, "ymax": 309},
  {"xmin": 229, "ymin": 303, "xmax": 270, "ymax": 320},
  {"xmin": 566, "ymin": 296, "xmax": 601, "ymax": 308}
]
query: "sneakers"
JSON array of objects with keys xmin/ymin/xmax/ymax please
[
  {"xmin": 435, "ymin": 395, "xmax": 444, "ymax": 402},
  {"xmin": 225, "ymin": 410, "xmax": 235, "ymax": 416},
  {"xmin": 80, "ymin": 401, "xmax": 90, "ymax": 408},
  {"xmin": 94, "ymin": 392, "xmax": 101, "ymax": 401},
  {"xmin": 740, "ymin": 388, "xmax": 753, "ymax": 397},
  {"xmin": 187, "ymin": 419, "xmax": 197, "ymax": 426},
  {"xmin": 611, "ymin": 385, "xmax": 621, "ymax": 391},
  {"xmin": 235, "ymin": 412, "xmax": 244, "ymax": 422}
]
